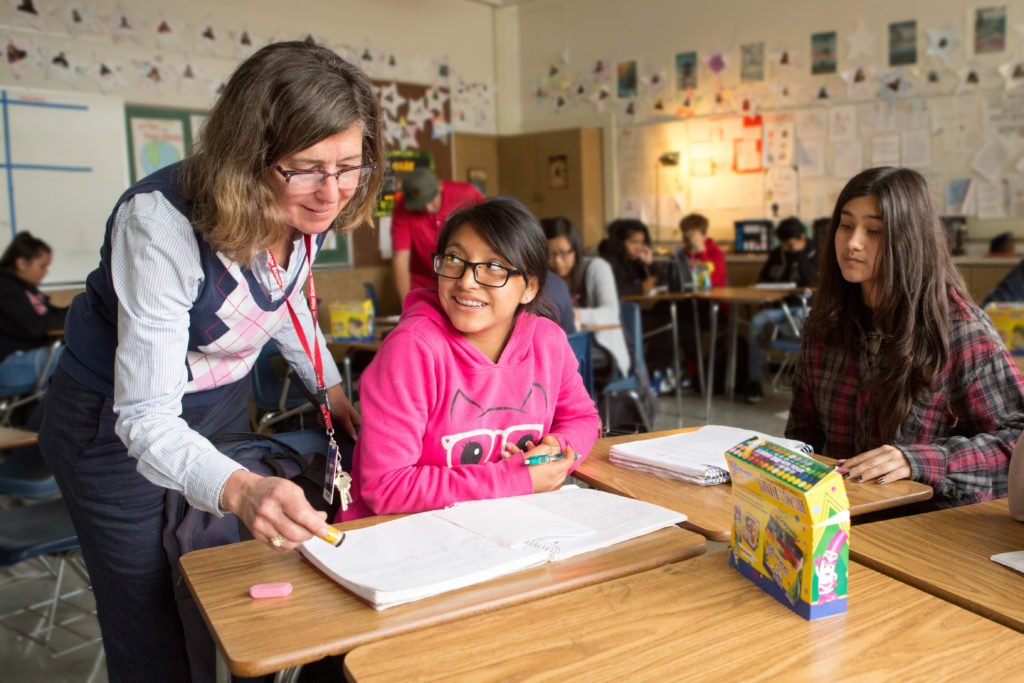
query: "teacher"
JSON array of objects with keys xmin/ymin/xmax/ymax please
[{"xmin": 40, "ymin": 41, "xmax": 383, "ymax": 681}]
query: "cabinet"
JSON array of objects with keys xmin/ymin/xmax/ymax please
[{"xmin": 497, "ymin": 128, "xmax": 605, "ymax": 249}]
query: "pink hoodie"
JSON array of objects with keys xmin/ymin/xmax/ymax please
[{"xmin": 340, "ymin": 289, "xmax": 601, "ymax": 521}]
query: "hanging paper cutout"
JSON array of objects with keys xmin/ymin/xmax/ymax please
[
  {"xmin": 10, "ymin": 0, "xmax": 47, "ymax": 30},
  {"xmin": 109, "ymin": 4, "xmax": 144, "ymax": 44},
  {"xmin": 926, "ymin": 25, "xmax": 960, "ymax": 64},
  {"xmin": 845, "ymin": 21, "xmax": 876, "ymax": 61},
  {"xmin": 54, "ymin": 4, "xmax": 101, "ymax": 37}
]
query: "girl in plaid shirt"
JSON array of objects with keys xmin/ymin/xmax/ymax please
[{"xmin": 786, "ymin": 167, "xmax": 1024, "ymax": 506}]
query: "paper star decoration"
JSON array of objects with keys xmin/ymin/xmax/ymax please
[
  {"xmin": 136, "ymin": 57, "xmax": 170, "ymax": 93},
  {"xmin": 642, "ymin": 68, "xmax": 667, "ymax": 95},
  {"xmin": 703, "ymin": 52, "xmax": 727, "ymax": 74},
  {"xmin": 9, "ymin": 0, "xmax": 48, "ymax": 30},
  {"xmin": 737, "ymin": 88, "xmax": 758, "ymax": 114},
  {"xmin": 877, "ymin": 70, "xmax": 912, "ymax": 101},
  {"xmin": 406, "ymin": 54, "xmax": 432, "ymax": 83},
  {"xmin": 814, "ymin": 84, "xmax": 832, "ymax": 101},
  {"xmin": 956, "ymin": 64, "xmax": 983, "ymax": 94},
  {"xmin": 86, "ymin": 56, "xmax": 126, "ymax": 92},
  {"xmin": 176, "ymin": 61, "xmax": 205, "ymax": 93},
  {"xmin": 431, "ymin": 115, "xmax": 453, "ymax": 142},
  {"xmin": 404, "ymin": 97, "xmax": 432, "ymax": 129},
  {"xmin": 588, "ymin": 85, "xmax": 610, "ymax": 112},
  {"xmin": 623, "ymin": 100, "xmax": 637, "ymax": 119},
  {"xmin": 673, "ymin": 89, "xmax": 695, "ymax": 118},
  {"xmin": 54, "ymin": 4, "xmax": 101, "ymax": 37},
  {"xmin": 5, "ymin": 35, "xmax": 36, "ymax": 77},
  {"xmin": 193, "ymin": 17, "xmax": 222, "ymax": 56},
  {"xmin": 41, "ymin": 44, "xmax": 80, "ymax": 86},
  {"xmin": 560, "ymin": 48, "xmax": 570, "ymax": 65},
  {"xmin": 997, "ymin": 56, "xmax": 1024, "ymax": 90},
  {"xmin": 552, "ymin": 92, "xmax": 569, "ymax": 112},
  {"xmin": 840, "ymin": 65, "xmax": 874, "ymax": 97},
  {"xmin": 845, "ymin": 21, "xmax": 876, "ymax": 61},
  {"xmin": 153, "ymin": 12, "xmax": 184, "ymax": 51},
  {"xmin": 769, "ymin": 81, "xmax": 802, "ymax": 107},
  {"xmin": 108, "ymin": 3, "xmax": 145, "ymax": 44},
  {"xmin": 925, "ymin": 25, "xmax": 959, "ymax": 64},
  {"xmin": 229, "ymin": 27, "xmax": 261, "ymax": 59},
  {"xmin": 376, "ymin": 82, "xmax": 406, "ymax": 118},
  {"xmin": 529, "ymin": 80, "xmax": 547, "ymax": 105},
  {"xmin": 591, "ymin": 58, "xmax": 611, "ymax": 80},
  {"xmin": 769, "ymin": 45, "xmax": 800, "ymax": 69}
]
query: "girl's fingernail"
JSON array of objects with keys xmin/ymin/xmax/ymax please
[
  {"xmin": 855, "ymin": 475, "xmax": 863, "ymax": 482},
  {"xmin": 877, "ymin": 478, "xmax": 886, "ymax": 484},
  {"xmin": 842, "ymin": 472, "xmax": 850, "ymax": 479}
]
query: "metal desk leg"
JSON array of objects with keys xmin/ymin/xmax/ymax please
[
  {"xmin": 691, "ymin": 298, "xmax": 705, "ymax": 396},
  {"xmin": 704, "ymin": 302, "xmax": 718, "ymax": 424},
  {"xmin": 726, "ymin": 307, "xmax": 739, "ymax": 401},
  {"xmin": 216, "ymin": 650, "xmax": 231, "ymax": 683},
  {"xmin": 669, "ymin": 302, "xmax": 683, "ymax": 428},
  {"xmin": 343, "ymin": 356, "xmax": 353, "ymax": 403}
]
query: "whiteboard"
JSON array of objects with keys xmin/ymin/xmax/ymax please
[{"xmin": 0, "ymin": 87, "xmax": 129, "ymax": 286}]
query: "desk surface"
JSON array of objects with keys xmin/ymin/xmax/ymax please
[
  {"xmin": 691, "ymin": 285, "xmax": 805, "ymax": 304},
  {"xmin": 180, "ymin": 516, "xmax": 706, "ymax": 677},
  {"xmin": 344, "ymin": 553, "xmax": 1024, "ymax": 682},
  {"xmin": 851, "ymin": 497, "xmax": 1024, "ymax": 632},
  {"xmin": 574, "ymin": 430, "xmax": 933, "ymax": 542},
  {"xmin": 0, "ymin": 426, "xmax": 38, "ymax": 450},
  {"xmin": 1015, "ymin": 355, "xmax": 1023, "ymax": 374}
]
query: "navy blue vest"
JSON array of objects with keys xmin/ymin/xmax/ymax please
[{"xmin": 62, "ymin": 162, "xmax": 324, "ymax": 407}]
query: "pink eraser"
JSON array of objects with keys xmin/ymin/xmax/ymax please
[{"xmin": 249, "ymin": 582, "xmax": 293, "ymax": 599}]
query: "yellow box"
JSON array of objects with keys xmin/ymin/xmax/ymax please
[
  {"xmin": 725, "ymin": 437, "xmax": 849, "ymax": 620},
  {"xmin": 329, "ymin": 300, "xmax": 375, "ymax": 341},
  {"xmin": 985, "ymin": 303, "xmax": 1024, "ymax": 355}
]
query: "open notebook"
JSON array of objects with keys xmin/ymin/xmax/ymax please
[
  {"xmin": 608, "ymin": 425, "xmax": 813, "ymax": 486},
  {"xmin": 297, "ymin": 486, "xmax": 685, "ymax": 610}
]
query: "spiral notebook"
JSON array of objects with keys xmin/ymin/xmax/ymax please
[
  {"xmin": 608, "ymin": 425, "xmax": 813, "ymax": 486},
  {"xmin": 298, "ymin": 486, "xmax": 685, "ymax": 610}
]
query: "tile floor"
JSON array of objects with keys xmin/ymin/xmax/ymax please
[{"xmin": 0, "ymin": 384, "xmax": 796, "ymax": 682}]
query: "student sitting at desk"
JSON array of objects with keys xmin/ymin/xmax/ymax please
[
  {"xmin": 0, "ymin": 232, "xmax": 66, "ymax": 391},
  {"xmin": 744, "ymin": 217, "xmax": 818, "ymax": 403},
  {"xmin": 342, "ymin": 198, "xmax": 601, "ymax": 521},
  {"xmin": 786, "ymin": 167, "xmax": 1024, "ymax": 507},
  {"xmin": 677, "ymin": 213, "xmax": 727, "ymax": 289},
  {"xmin": 543, "ymin": 216, "xmax": 630, "ymax": 390}
]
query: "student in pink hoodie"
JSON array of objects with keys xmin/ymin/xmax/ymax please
[{"xmin": 342, "ymin": 198, "xmax": 601, "ymax": 520}]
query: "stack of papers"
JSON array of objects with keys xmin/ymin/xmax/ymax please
[
  {"xmin": 298, "ymin": 486, "xmax": 685, "ymax": 610},
  {"xmin": 608, "ymin": 425, "xmax": 813, "ymax": 486}
]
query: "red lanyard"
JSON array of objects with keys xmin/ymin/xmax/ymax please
[{"xmin": 266, "ymin": 234, "xmax": 334, "ymax": 437}]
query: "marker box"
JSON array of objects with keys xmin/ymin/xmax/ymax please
[{"xmin": 725, "ymin": 436, "xmax": 849, "ymax": 621}]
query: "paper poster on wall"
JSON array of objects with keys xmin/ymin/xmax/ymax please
[
  {"xmin": 832, "ymin": 140, "xmax": 863, "ymax": 179},
  {"xmin": 617, "ymin": 60, "xmax": 638, "ymax": 98},
  {"xmin": 810, "ymin": 31, "xmax": 837, "ymax": 75},
  {"xmin": 741, "ymin": 42, "xmax": 765, "ymax": 82},
  {"xmin": 888, "ymin": 20, "xmax": 917, "ymax": 66},
  {"xmin": 796, "ymin": 138, "xmax": 825, "ymax": 177},
  {"xmin": 675, "ymin": 52, "xmax": 698, "ymax": 90},
  {"xmin": 129, "ymin": 117, "xmax": 184, "ymax": 181},
  {"xmin": 870, "ymin": 133, "xmax": 901, "ymax": 166},
  {"xmin": 973, "ymin": 6, "xmax": 1006, "ymax": 55},
  {"xmin": 828, "ymin": 106, "xmax": 857, "ymax": 141},
  {"xmin": 974, "ymin": 179, "xmax": 1007, "ymax": 219},
  {"xmin": 946, "ymin": 178, "xmax": 973, "ymax": 214},
  {"xmin": 900, "ymin": 129, "xmax": 932, "ymax": 168},
  {"xmin": 733, "ymin": 115, "xmax": 763, "ymax": 173},
  {"xmin": 970, "ymin": 136, "xmax": 1013, "ymax": 184},
  {"xmin": 764, "ymin": 165, "xmax": 799, "ymax": 219},
  {"xmin": 762, "ymin": 112, "xmax": 795, "ymax": 166},
  {"xmin": 794, "ymin": 109, "xmax": 828, "ymax": 139}
]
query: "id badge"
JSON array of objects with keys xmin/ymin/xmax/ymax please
[{"xmin": 322, "ymin": 439, "xmax": 340, "ymax": 505}]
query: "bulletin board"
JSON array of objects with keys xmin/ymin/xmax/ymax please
[
  {"xmin": 318, "ymin": 80, "xmax": 452, "ymax": 270},
  {"xmin": 124, "ymin": 105, "xmax": 207, "ymax": 183}
]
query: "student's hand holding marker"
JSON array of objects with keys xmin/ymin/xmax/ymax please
[
  {"xmin": 836, "ymin": 445, "xmax": 911, "ymax": 485},
  {"xmin": 220, "ymin": 469, "xmax": 337, "ymax": 552},
  {"xmin": 502, "ymin": 434, "xmax": 577, "ymax": 493}
]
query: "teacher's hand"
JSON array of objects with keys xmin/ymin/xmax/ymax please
[
  {"xmin": 326, "ymin": 383, "xmax": 360, "ymax": 440},
  {"xmin": 221, "ymin": 469, "xmax": 330, "ymax": 552}
]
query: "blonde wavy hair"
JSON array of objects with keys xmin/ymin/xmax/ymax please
[{"xmin": 180, "ymin": 40, "xmax": 384, "ymax": 266}]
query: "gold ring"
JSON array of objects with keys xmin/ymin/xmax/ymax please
[{"xmin": 270, "ymin": 534, "xmax": 285, "ymax": 548}]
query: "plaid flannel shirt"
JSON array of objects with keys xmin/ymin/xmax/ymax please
[{"xmin": 786, "ymin": 295, "xmax": 1024, "ymax": 506}]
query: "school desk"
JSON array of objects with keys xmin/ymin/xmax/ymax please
[
  {"xmin": 179, "ymin": 515, "xmax": 707, "ymax": 681},
  {"xmin": 851, "ymin": 497, "xmax": 1024, "ymax": 633},
  {"xmin": 1014, "ymin": 354, "xmax": 1024, "ymax": 374},
  {"xmin": 342, "ymin": 552, "xmax": 1024, "ymax": 682},
  {"xmin": 573, "ymin": 429, "xmax": 933, "ymax": 542},
  {"xmin": 690, "ymin": 285, "xmax": 810, "ymax": 403},
  {"xmin": 0, "ymin": 426, "xmax": 38, "ymax": 450}
]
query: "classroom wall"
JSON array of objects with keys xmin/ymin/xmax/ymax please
[{"xmin": 501, "ymin": 0, "xmax": 1024, "ymax": 251}]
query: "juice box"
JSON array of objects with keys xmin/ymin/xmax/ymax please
[
  {"xmin": 725, "ymin": 436, "xmax": 849, "ymax": 620},
  {"xmin": 329, "ymin": 300, "xmax": 375, "ymax": 341}
]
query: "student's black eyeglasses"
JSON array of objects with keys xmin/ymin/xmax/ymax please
[{"xmin": 432, "ymin": 253, "xmax": 524, "ymax": 288}]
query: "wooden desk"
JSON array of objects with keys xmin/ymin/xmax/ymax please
[
  {"xmin": 180, "ymin": 517, "xmax": 707, "ymax": 679},
  {"xmin": 1015, "ymin": 355, "xmax": 1023, "ymax": 374},
  {"xmin": 344, "ymin": 553, "xmax": 1024, "ymax": 682},
  {"xmin": 574, "ymin": 429, "xmax": 933, "ymax": 542},
  {"xmin": 852, "ymin": 498, "xmax": 1024, "ymax": 632},
  {"xmin": 0, "ymin": 426, "xmax": 38, "ymax": 450}
]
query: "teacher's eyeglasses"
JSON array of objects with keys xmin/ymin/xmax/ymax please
[
  {"xmin": 432, "ymin": 253, "xmax": 524, "ymax": 288},
  {"xmin": 274, "ymin": 163, "xmax": 377, "ymax": 192}
]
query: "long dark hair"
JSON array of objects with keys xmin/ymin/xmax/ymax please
[
  {"xmin": 602, "ymin": 218, "xmax": 650, "ymax": 265},
  {"xmin": 437, "ymin": 198, "xmax": 553, "ymax": 321},
  {"xmin": 539, "ymin": 216, "xmax": 586, "ymax": 298},
  {"xmin": 181, "ymin": 40, "xmax": 384, "ymax": 266},
  {"xmin": 803, "ymin": 166, "xmax": 971, "ymax": 442},
  {"xmin": 0, "ymin": 231, "xmax": 51, "ymax": 271}
]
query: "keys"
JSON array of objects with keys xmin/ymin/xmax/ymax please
[{"xmin": 335, "ymin": 471, "xmax": 352, "ymax": 512}]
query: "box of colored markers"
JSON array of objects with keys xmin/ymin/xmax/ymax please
[
  {"xmin": 984, "ymin": 303, "xmax": 1024, "ymax": 355},
  {"xmin": 329, "ymin": 299, "xmax": 375, "ymax": 341},
  {"xmin": 725, "ymin": 436, "xmax": 850, "ymax": 620}
]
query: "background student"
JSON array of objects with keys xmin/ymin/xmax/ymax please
[
  {"xmin": 543, "ymin": 216, "xmax": 630, "ymax": 390},
  {"xmin": 343, "ymin": 199, "xmax": 601, "ymax": 521},
  {"xmin": 786, "ymin": 166, "xmax": 1024, "ymax": 507},
  {"xmin": 598, "ymin": 218, "xmax": 659, "ymax": 297},
  {"xmin": 39, "ymin": 41, "xmax": 383, "ymax": 681},
  {"xmin": 983, "ymin": 257, "xmax": 1024, "ymax": 306},
  {"xmin": 0, "ymin": 231, "xmax": 66, "ymax": 392},
  {"xmin": 390, "ymin": 166, "xmax": 483, "ymax": 307},
  {"xmin": 677, "ymin": 213, "xmax": 727, "ymax": 289},
  {"xmin": 744, "ymin": 217, "xmax": 819, "ymax": 403}
]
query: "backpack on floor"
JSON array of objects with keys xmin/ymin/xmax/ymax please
[{"xmin": 161, "ymin": 430, "xmax": 352, "ymax": 683}]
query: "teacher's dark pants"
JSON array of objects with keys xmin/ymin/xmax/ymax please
[{"xmin": 40, "ymin": 366, "xmax": 250, "ymax": 683}]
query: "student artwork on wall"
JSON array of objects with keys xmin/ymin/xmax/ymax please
[
  {"xmin": 741, "ymin": 42, "xmax": 765, "ymax": 82},
  {"xmin": 810, "ymin": 32, "xmax": 837, "ymax": 75},
  {"xmin": 889, "ymin": 20, "xmax": 918, "ymax": 66},
  {"xmin": 973, "ymin": 5, "xmax": 1007, "ymax": 54},
  {"xmin": 617, "ymin": 60, "xmax": 638, "ymax": 98},
  {"xmin": 124, "ymin": 106, "xmax": 205, "ymax": 182},
  {"xmin": 548, "ymin": 154, "xmax": 568, "ymax": 190},
  {"xmin": 675, "ymin": 52, "xmax": 698, "ymax": 91}
]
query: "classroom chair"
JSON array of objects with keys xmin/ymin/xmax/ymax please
[
  {"xmin": 250, "ymin": 345, "xmax": 316, "ymax": 434},
  {"xmin": 0, "ymin": 444, "xmax": 57, "ymax": 499},
  {"xmin": 0, "ymin": 339, "xmax": 63, "ymax": 427},
  {"xmin": 600, "ymin": 301, "xmax": 654, "ymax": 434},
  {"xmin": 566, "ymin": 330, "xmax": 596, "ymax": 402},
  {"xmin": 0, "ymin": 498, "xmax": 104, "ymax": 680},
  {"xmin": 762, "ymin": 291, "xmax": 812, "ymax": 394}
]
